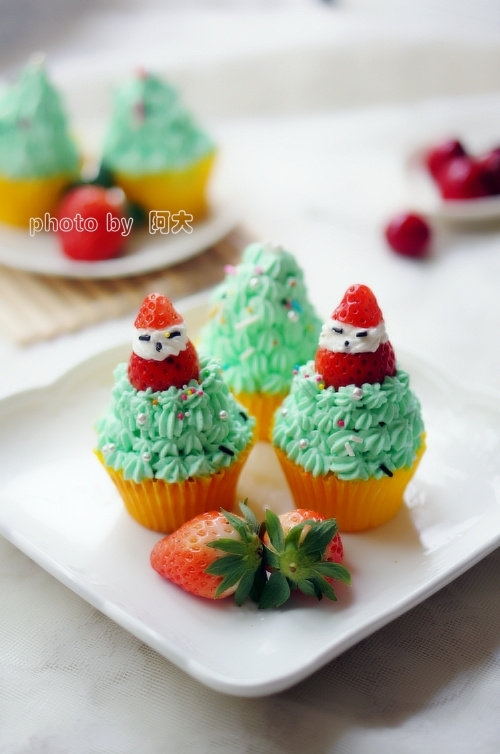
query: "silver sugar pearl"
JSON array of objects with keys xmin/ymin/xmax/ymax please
[
  {"xmin": 288, "ymin": 310, "xmax": 299, "ymax": 322},
  {"xmin": 137, "ymin": 412, "xmax": 147, "ymax": 425},
  {"xmin": 219, "ymin": 410, "xmax": 228, "ymax": 421},
  {"xmin": 352, "ymin": 387, "xmax": 364, "ymax": 400},
  {"xmin": 298, "ymin": 438, "xmax": 308, "ymax": 450},
  {"xmin": 249, "ymin": 276, "xmax": 260, "ymax": 289},
  {"xmin": 103, "ymin": 442, "xmax": 115, "ymax": 453},
  {"xmin": 142, "ymin": 452, "xmax": 152, "ymax": 462},
  {"xmin": 281, "ymin": 407, "xmax": 288, "ymax": 417}
]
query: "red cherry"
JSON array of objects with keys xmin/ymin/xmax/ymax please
[
  {"xmin": 476, "ymin": 149, "xmax": 500, "ymax": 195},
  {"xmin": 436, "ymin": 156, "xmax": 489, "ymax": 201},
  {"xmin": 425, "ymin": 139, "xmax": 466, "ymax": 181},
  {"xmin": 384, "ymin": 212, "xmax": 431, "ymax": 258},
  {"xmin": 57, "ymin": 185, "xmax": 129, "ymax": 261}
]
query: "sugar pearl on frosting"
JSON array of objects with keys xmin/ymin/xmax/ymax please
[
  {"xmin": 249, "ymin": 276, "xmax": 260, "ymax": 289},
  {"xmin": 142, "ymin": 452, "xmax": 152, "ymax": 462},
  {"xmin": 281, "ymin": 407, "xmax": 288, "ymax": 417},
  {"xmin": 219, "ymin": 410, "xmax": 228, "ymax": 421},
  {"xmin": 103, "ymin": 442, "xmax": 115, "ymax": 453},
  {"xmin": 298, "ymin": 438, "xmax": 308, "ymax": 449},
  {"xmin": 137, "ymin": 413, "xmax": 147, "ymax": 426},
  {"xmin": 352, "ymin": 387, "xmax": 364, "ymax": 400},
  {"xmin": 288, "ymin": 310, "xmax": 299, "ymax": 322}
]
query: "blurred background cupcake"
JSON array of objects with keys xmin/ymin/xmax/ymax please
[
  {"xmin": 199, "ymin": 240, "xmax": 322, "ymax": 441},
  {"xmin": 101, "ymin": 69, "xmax": 216, "ymax": 221},
  {"xmin": 0, "ymin": 58, "xmax": 80, "ymax": 227}
]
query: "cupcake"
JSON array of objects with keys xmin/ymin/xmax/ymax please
[
  {"xmin": 101, "ymin": 70, "xmax": 215, "ymax": 220},
  {"xmin": 0, "ymin": 59, "xmax": 79, "ymax": 227},
  {"xmin": 198, "ymin": 241, "xmax": 322, "ymax": 441},
  {"xmin": 272, "ymin": 284, "xmax": 425, "ymax": 531},
  {"xmin": 96, "ymin": 293, "xmax": 254, "ymax": 532}
]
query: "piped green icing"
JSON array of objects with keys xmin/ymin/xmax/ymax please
[
  {"xmin": 96, "ymin": 358, "xmax": 254, "ymax": 484},
  {"xmin": 102, "ymin": 72, "xmax": 214, "ymax": 175},
  {"xmin": 198, "ymin": 242, "xmax": 322, "ymax": 395},
  {"xmin": 272, "ymin": 362, "xmax": 424, "ymax": 480},
  {"xmin": 0, "ymin": 62, "xmax": 79, "ymax": 179}
]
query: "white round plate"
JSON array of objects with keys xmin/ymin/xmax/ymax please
[
  {"xmin": 0, "ymin": 199, "xmax": 237, "ymax": 279},
  {"xmin": 405, "ymin": 148, "xmax": 500, "ymax": 222}
]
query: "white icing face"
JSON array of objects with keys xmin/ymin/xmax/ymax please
[
  {"xmin": 318, "ymin": 318, "xmax": 388, "ymax": 354},
  {"xmin": 132, "ymin": 323, "xmax": 188, "ymax": 361}
]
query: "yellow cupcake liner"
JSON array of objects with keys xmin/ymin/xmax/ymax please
[
  {"xmin": 96, "ymin": 446, "xmax": 250, "ymax": 533},
  {"xmin": 234, "ymin": 391, "xmax": 287, "ymax": 443},
  {"xmin": 274, "ymin": 435, "xmax": 426, "ymax": 532},
  {"xmin": 113, "ymin": 152, "xmax": 215, "ymax": 221},
  {"xmin": 0, "ymin": 171, "xmax": 77, "ymax": 228}
]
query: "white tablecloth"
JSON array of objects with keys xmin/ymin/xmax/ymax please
[{"xmin": 1, "ymin": 3, "xmax": 499, "ymax": 753}]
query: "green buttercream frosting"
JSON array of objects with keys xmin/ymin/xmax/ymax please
[
  {"xmin": 96, "ymin": 358, "xmax": 254, "ymax": 484},
  {"xmin": 0, "ymin": 63, "xmax": 79, "ymax": 179},
  {"xmin": 273, "ymin": 363, "xmax": 424, "ymax": 480},
  {"xmin": 102, "ymin": 72, "xmax": 214, "ymax": 174},
  {"xmin": 198, "ymin": 242, "xmax": 322, "ymax": 395}
]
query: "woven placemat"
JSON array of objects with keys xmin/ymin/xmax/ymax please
[{"xmin": 0, "ymin": 228, "xmax": 250, "ymax": 346}]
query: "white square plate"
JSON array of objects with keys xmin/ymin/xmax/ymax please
[{"xmin": 0, "ymin": 301, "xmax": 499, "ymax": 697}]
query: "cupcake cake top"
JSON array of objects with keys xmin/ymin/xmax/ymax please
[
  {"xmin": 0, "ymin": 59, "xmax": 79, "ymax": 179},
  {"xmin": 199, "ymin": 241, "xmax": 322, "ymax": 395},
  {"xmin": 96, "ymin": 293, "xmax": 254, "ymax": 484},
  {"xmin": 273, "ymin": 284, "xmax": 424, "ymax": 480},
  {"xmin": 102, "ymin": 70, "xmax": 215, "ymax": 175}
]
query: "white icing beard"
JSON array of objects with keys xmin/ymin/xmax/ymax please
[
  {"xmin": 132, "ymin": 323, "xmax": 188, "ymax": 361},
  {"xmin": 318, "ymin": 318, "xmax": 388, "ymax": 354}
]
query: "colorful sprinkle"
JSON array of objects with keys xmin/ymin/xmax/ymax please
[
  {"xmin": 177, "ymin": 413, "xmax": 184, "ymax": 420},
  {"xmin": 345, "ymin": 442, "xmax": 355, "ymax": 457},
  {"xmin": 181, "ymin": 394, "xmax": 187, "ymax": 401},
  {"xmin": 318, "ymin": 383, "xmax": 325, "ymax": 390},
  {"xmin": 239, "ymin": 411, "xmax": 248, "ymax": 421},
  {"xmin": 240, "ymin": 347, "xmax": 255, "ymax": 360},
  {"xmin": 337, "ymin": 420, "xmax": 345, "ymax": 427},
  {"xmin": 350, "ymin": 435, "xmax": 363, "ymax": 444},
  {"xmin": 219, "ymin": 445, "xmax": 235, "ymax": 456},
  {"xmin": 379, "ymin": 464, "xmax": 393, "ymax": 477},
  {"xmin": 224, "ymin": 264, "xmax": 237, "ymax": 275},
  {"xmin": 198, "ymin": 390, "xmax": 204, "ymax": 396},
  {"xmin": 235, "ymin": 314, "xmax": 260, "ymax": 330}
]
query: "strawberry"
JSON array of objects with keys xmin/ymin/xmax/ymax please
[
  {"xmin": 128, "ymin": 342, "xmax": 199, "ymax": 391},
  {"xmin": 315, "ymin": 341, "xmax": 396, "ymax": 389},
  {"xmin": 332, "ymin": 284, "xmax": 383, "ymax": 328},
  {"xmin": 56, "ymin": 185, "xmax": 129, "ymax": 261},
  {"xmin": 315, "ymin": 284, "xmax": 396, "ymax": 389},
  {"xmin": 150, "ymin": 502, "xmax": 264, "ymax": 604},
  {"xmin": 263, "ymin": 509, "xmax": 344, "ymax": 564},
  {"xmin": 425, "ymin": 138, "xmax": 466, "ymax": 180},
  {"xmin": 259, "ymin": 508, "xmax": 350, "ymax": 608},
  {"xmin": 384, "ymin": 212, "xmax": 431, "ymax": 258},
  {"xmin": 127, "ymin": 293, "xmax": 200, "ymax": 391}
]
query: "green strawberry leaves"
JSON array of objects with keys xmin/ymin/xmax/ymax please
[
  {"xmin": 204, "ymin": 501, "xmax": 351, "ymax": 609},
  {"xmin": 258, "ymin": 509, "xmax": 351, "ymax": 609},
  {"xmin": 205, "ymin": 500, "xmax": 265, "ymax": 605}
]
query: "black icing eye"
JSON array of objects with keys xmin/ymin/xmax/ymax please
[
  {"xmin": 332, "ymin": 327, "xmax": 343, "ymax": 334},
  {"xmin": 356, "ymin": 331, "xmax": 368, "ymax": 338},
  {"xmin": 155, "ymin": 342, "xmax": 163, "ymax": 352},
  {"xmin": 167, "ymin": 330, "xmax": 182, "ymax": 339},
  {"xmin": 138, "ymin": 334, "xmax": 151, "ymax": 342}
]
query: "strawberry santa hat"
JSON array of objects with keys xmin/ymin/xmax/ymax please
[
  {"xmin": 128, "ymin": 292, "xmax": 199, "ymax": 391},
  {"xmin": 315, "ymin": 284, "xmax": 396, "ymax": 389}
]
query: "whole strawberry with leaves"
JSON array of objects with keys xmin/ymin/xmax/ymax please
[
  {"xmin": 151, "ymin": 501, "xmax": 265, "ymax": 605},
  {"xmin": 260, "ymin": 509, "xmax": 351, "ymax": 608}
]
